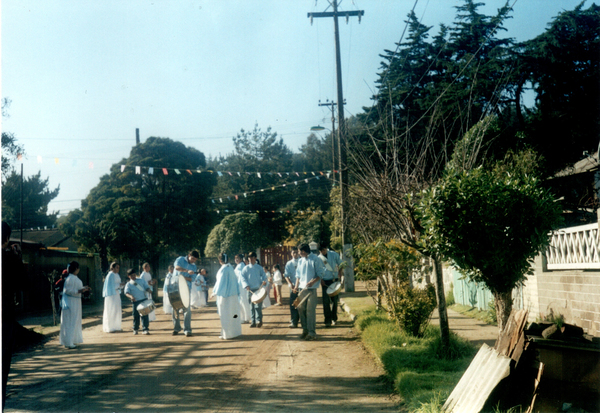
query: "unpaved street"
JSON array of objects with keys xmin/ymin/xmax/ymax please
[{"xmin": 5, "ymin": 296, "xmax": 400, "ymax": 412}]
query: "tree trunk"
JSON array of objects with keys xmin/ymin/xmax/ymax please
[
  {"xmin": 433, "ymin": 255, "xmax": 450, "ymax": 350},
  {"xmin": 493, "ymin": 290, "xmax": 513, "ymax": 332}
]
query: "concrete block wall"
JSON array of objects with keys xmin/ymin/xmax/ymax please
[{"xmin": 534, "ymin": 254, "xmax": 600, "ymax": 336}]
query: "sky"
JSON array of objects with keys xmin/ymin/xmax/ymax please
[{"xmin": 1, "ymin": 0, "xmax": 582, "ymax": 220}]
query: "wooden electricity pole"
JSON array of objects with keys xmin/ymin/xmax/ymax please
[{"xmin": 308, "ymin": 1, "xmax": 363, "ymax": 292}]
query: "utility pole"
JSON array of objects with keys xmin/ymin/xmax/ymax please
[
  {"xmin": 308, "ymin": 1, "xmax": 363, "ymax": 292},
  {"xmin": 318, "ymin": 99, "xmax": 338, "ymax": 184}
]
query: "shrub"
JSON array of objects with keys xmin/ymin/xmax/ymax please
[
  {"xmin": 445, "ymin": 282, "xmax": 455, "ymax": 306},
  {"xmin": 354, "ymin": 239, "xmax": 437, "ymax": 336}
]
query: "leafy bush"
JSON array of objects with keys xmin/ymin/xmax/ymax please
[
  {"xmin": 354, "ymin": 240, "xmax": 437, "ymax": 336},
  {"xmin": 445, "ymin": 282, "xmax": 455, "ymax": 306}
]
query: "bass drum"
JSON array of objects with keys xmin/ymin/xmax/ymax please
[{"xmin": 167, "ymin": 274, "xmax": 191, "ymax": 312}]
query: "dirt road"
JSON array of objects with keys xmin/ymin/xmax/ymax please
[{"xmin": 5, "ymin": 297, "xmax": 401, "ymax": 412}]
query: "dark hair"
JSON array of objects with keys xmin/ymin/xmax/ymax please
[
  {"xmin": 67, "ymin": 261, "xmax": 80, "ymax": 273},
  {"xmin": 218, "ymin": 252, "xmax": 228, "ymax": 263},
  {"xmin": 110, "ymin": 262, "xmax": 119, "ymax": 271},
  {"xmin": 299, "ymin": 244, "xmax": 311, "ymax": 254},
  {"xmin": 189, "ymin": 250, "xmax": 200, "ymax": 259},
  {"xmin": 236, "ymin": 253, "xmax": 244, "ymax": 259},
  {"xmin": 274, "ymin": 264, "xmax": 280, "ymax": 270},
  {"xmin": 320, "ymin": 242, "xmax": 329, "ymax": 251},
  {"xmin": 290, "ymin": 246, "xmax": 298, "ymax": 252},
  {"xmin": 127, "ymin": 268, "xmax": 137, "ymax": 276},
  {"xmin": 2, "ymin": 221, "xmax": 11, "ymax": 244},
  {"xmin": 248, "ymin": 251, "xmax": 257, "ymax": 258}
]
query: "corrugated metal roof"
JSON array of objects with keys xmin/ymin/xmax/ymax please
[{"xmin": 443, "ymin": 343, "xmax": 512, "ymax": 413}]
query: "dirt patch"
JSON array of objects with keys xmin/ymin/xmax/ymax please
[{"xmin": 6, "ymin": 295, "xmax": 402, "ymax": 412}]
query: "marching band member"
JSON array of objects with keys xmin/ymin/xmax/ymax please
[
  {"xmin": 173, "ymin": 250, "xmax": 199, "ymax": 337},
  {"xmin": 294, "ymin": 244, "xmax": 325, "ymax": 341},
  {"xmin": 240, "ymin": 252, "xmax": 267, "ymax": 328},
  {"xmin": 163, "ymin": 265, "xmax": 174, "ymax": 315},
  {"xmin": 124, "ymin": 268, "xmax": 152, "ymax": 335},
  {"xmin": 319, "ymin": 243, "xmax": 343, "ymax": 327},
  {"xmin": 60, "ymin": 261, "xmax": 92, "ymax": 348},
  {"xmin": 139, "ymin": 263, "xmax": 157, "ymax": 322},
  {"xmin": 234, "ymin": 254, "xmax": 251, "ymax": 323},
  {"xmin": 284, "ymin": 247, "xmax": 300, "ymax": 328}
]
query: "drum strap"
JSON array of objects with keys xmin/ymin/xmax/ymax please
[{"xmin": 131, "ymin": 282, "xmax": 146, "ymax": 294}]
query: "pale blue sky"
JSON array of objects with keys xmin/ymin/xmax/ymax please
[{"xmin": 1, "ymin": 0, "xmax": 580, "ymax": 218}]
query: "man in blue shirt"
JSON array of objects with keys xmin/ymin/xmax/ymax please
[
  {"xmin": 319, "ymin": 243, "xmax": 343, "ymax": 327},
  {"xmin": 124, "ymin": 268, "xmax": 152, "ymax": 335},
  {"xmin": 284, "ymin": 246, "xmax": 300, "ymax": 328},
  {"xmin": 172, "ymin": 250, "xmax": 199, "ymax": 337},
  {"xmin": 241, "ymin": 251, "xmax": 267, "ymax": 328},
  {"xmin": 294, "ymin": 243, "xmax": 325, "ymax": 340}
]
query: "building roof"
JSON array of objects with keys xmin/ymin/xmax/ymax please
[{"xmin": 10, "ymin": 228, "xmax": 79, "ymax": 251}]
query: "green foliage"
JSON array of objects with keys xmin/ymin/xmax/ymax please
[
  {"xmin": 519, "ymin": 2, "xmax": 600, "ymax": 176},
  {"xmin": 356, "ymin": 309, "xmax": 476, "ymax": 411},
  {"xmin": 62, "ymin": 137, "xmax": 215, "ymax": 272},
  {"xmin": 445, "ymin": 283, "xmax": 455, "ymax": 307},
  {"xmin": 287, "ymin": 209, "xmax": 331, "ymax": 246},
  {"xmin": 204, "ymin": 212, "xmax": 273, "ymax": 257},
  {"xmin": 486, "ymin": 300, "xmax": 498, "ymax": 324},
  {"xmin": 1, "ymin": 132, "xmax": 24, "ymax": 177},
  {"xmin": 354, "ymin": 240, "xmax": 436, "ymax": 336},
  {"xmin": 2, "ymin": 170, "xmax": 60, "ymax": 229},
  {"xmin": 417, "ymin": 164, "xmax": 562, "ymax": 295}
]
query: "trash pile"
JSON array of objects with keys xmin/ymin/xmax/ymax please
[{"xmin": 442, "ymin": 310, "xmax": 600, "ymax": 413}]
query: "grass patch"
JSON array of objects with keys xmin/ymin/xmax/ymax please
[
  {"xmin": 450, "ymin": 303, "xmax": 497, "ymax": 326},
  {"xmin": 355, "ymin": 308, "xmax": 476, "ymax": 412},
  {"xmin": 341, "ymin": 295, "xmax": 377, "ymax": 317}
]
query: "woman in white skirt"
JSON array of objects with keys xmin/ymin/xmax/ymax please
[
  {"xmin": 102, "ymin": 262, "xmax": 123, "ymax": 333},
  {"xmin": 163, "ymin": 265, "xmax": 174, "ymax": 314},
  {"xmin": 212, "ymin": 253, "xmax": 242, "ymax": 339},
  {"xmin": 60, "ymin": 261, "xmax": 91, "ymax": 349}
]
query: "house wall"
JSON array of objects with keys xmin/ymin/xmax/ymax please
[{"xmin": 534, "ymin": 254, "xmax": 600, "ymax": 336}]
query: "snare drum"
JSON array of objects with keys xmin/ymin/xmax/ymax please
[
  {"xmin": 326, "ymin": 281, "xmax": 342, "ymax": 297},
  {"xmin": 292, "ymin": 288, "xmax": 311, "ymax": 309},
  {"xmin": 167, "ymin": 274, "xmax": 191, "ymax": 311},
  {"xmin": 137, "ymin": 300, "xmax": 156, "ymax": 316},
  {"xmin": 251, "ymin": 287, "xmax": 267, "ymax": 304}
]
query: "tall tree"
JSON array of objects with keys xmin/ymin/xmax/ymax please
[
  {"xmin": 2, "ymin": 171, "xmax": 59, "ymax": 229},
  {"xmin": 518, "ymin": 2, "xmax": 600, "ymax": 175},
  {"xmin": 204, "ymin": 212, "xmax": 271, "ymax": 258},
  {"xmin": 62, "ymin": 137, "xmax": 215, "ymax": 272}
]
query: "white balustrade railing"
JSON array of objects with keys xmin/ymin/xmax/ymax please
[{"xmin": 546, "ymin": 223, "xmax": 600, "ymax": 269}]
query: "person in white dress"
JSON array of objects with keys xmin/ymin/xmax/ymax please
[
  {"xmin": 234, "ymin": 254, "xmax": 251, "ymax": 323},
  {"xmin": 196, "ymin": 270, "xmax": 208, "ymax": 307},
  {"xmin": 163, "ymin": 265, "xmax": 174, "ymax": 314},
  {"xmin": 59, "ymin": 261, "xmax": 91, "ymax": 349},
  {"xmin": 139, "ymin": 263, "xmax": 157, "ymax": 321},
  {"xmin": 190, "ymin": 270, "xmax": 203, "ymax": 308},
  {"xmin": 102, "ymin": 262, "xmax": 123, "ymax": 333},
  {"xmin": 212, "ymin": 253, "xmax": 242, "ymax": 339},
  {"xmin": 262, "ymin": 264, "xmax": 272, "ymax": 309},
  {"xmin": 272, "ymin": 264, "xmax": 283, "ymax": 306}
]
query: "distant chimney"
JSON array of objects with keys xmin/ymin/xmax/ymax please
[{"xmin": 136, "ymin": 128, "xmax": 140, "ymax": 145}]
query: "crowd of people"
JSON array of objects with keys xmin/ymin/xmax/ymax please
[{"xmin": 57, "ymin": 243, "xmax": 344, "ymax": 350}]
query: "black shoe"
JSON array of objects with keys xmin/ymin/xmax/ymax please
[
  {"xmin": 289, "ymin": 323, "xmax": 297, "ymax": 328},
  {"xmin": 172, "ymin": 331, "xmax": 179, "ymax": 335},
  {"xmin": 250, "ymin": 323, "xmax": 257, "ymax": 328},
  {"xmin": 325, "ymin": 324, "xmax": 331, "ymax": 328},
  {"xmin": 300, "ymin": 332, "xmax": 308, "ymax": 339},
  {"xmin": 257, "ymin": 322, "xmax": 263, "ymax": 328}
]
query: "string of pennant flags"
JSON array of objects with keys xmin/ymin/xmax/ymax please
[
  {"xmin": 118, "ymin": 164, "xmax": 337, "ymax": 178},
  {"xmin": 212, "ymin": 209, "xmax": 325, "ymax": 215},
  {"xmin": 209, "ymin": 173, "xmax": 332, "ymax": 204}
]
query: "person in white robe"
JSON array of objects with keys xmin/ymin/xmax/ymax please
[
  {"xmin": 59, "ymin": 261, "xmax": 91, "ymax": 349},
  {"xmin": 163, "ymin": 265, "xmax": 174, "ymax": 314},
  {"xmin": 102, "ymin": 262, "xmax": 123, "ymax": 333},
  {"xmin": 212, "ymin": 253, "xmax": 242, "ymax": 339},
  {"xmin": 234, "ymin": 254, "xmax": 251, "ymax": 323},
  {"xmin": 262, "ymin": 263, "xmax": 272, "ymax": 309},
  {"xmin": 190, "ymin": 271, "xmax": 203, "ymax": 308},
  {"xmin": 196, "ymin": 271, "xmax": 208, "ymax": 307},
  {"xmin": 139, "ymin": 263, "xmax": 157, "ymax": 321}
]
